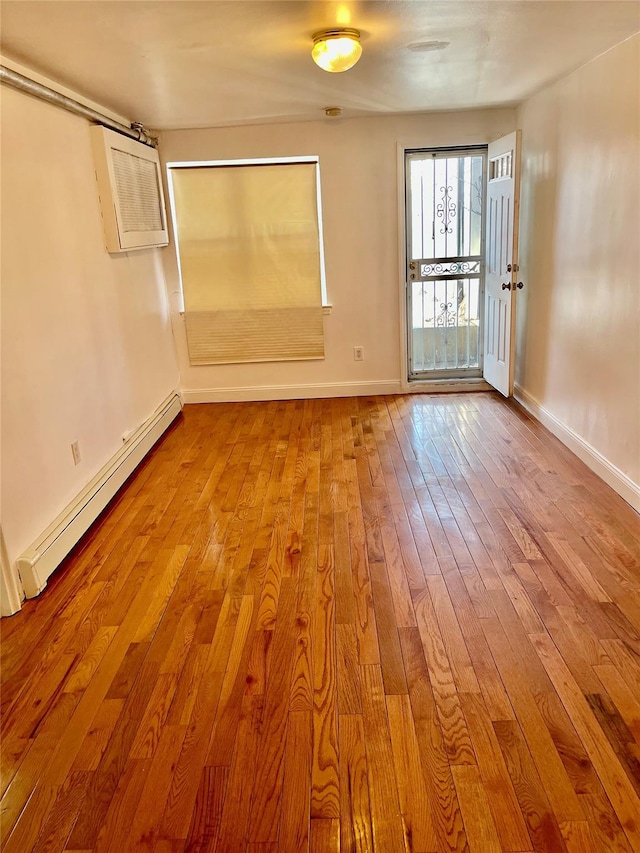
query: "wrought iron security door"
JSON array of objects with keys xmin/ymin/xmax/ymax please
[{"xmin": 406, "ymin": 148, "xmax": 487, "ymax": 379}]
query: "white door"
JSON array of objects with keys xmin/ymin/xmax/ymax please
[{"xmin": 483, "ymin": 131, "xmax": 521, "ymax": 396}]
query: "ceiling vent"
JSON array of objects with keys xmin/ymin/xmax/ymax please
[{"xmin": 90, "ymin": 125, "xmax": 169, "ymax": 253}]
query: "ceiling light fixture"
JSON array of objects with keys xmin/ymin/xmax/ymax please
[{"xmin": 312, "ymin": 29, "xmax": 362, "ymax": 73}]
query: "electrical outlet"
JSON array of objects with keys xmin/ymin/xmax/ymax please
[
  {"xmin": 353, "ymin": 346, "xmax": 364, "ymax": 361},
  {"xmin": 71, "ymin": 441, "xmax": 81, "ymax": 466}
]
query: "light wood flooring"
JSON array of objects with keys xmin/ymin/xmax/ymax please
[{"xmin": 2, "ymin": 393, "xmax": 640, "ymax": 853}]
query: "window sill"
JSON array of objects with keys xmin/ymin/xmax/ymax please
[{"xmin": 178, "ymin": 305, "xmax": 333, "ymax": 318}]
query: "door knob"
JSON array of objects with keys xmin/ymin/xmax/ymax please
[
  {"xmin": 501, "ymin": 282, "xmax": 512, "ymax": 290},
  {"xmin": 516, "ymin": 281, "xmax": 524, "ymax": 289}
]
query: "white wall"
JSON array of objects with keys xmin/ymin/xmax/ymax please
[
  {"xmin": 1, "ymin": 86, "xmax": 180, "ymax": 576},
  {"xmin": 515, "ymin": 35, "xmax": 640, "ymax": 505},
  {"xmin": 160, "ymin": 109, "xmax": 516, "ymax": 401}
]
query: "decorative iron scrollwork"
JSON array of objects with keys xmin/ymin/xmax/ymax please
[
  {"xmin": 436, "ymin": 301, "xmax": 457, "ymax": 327},
  {"xmin": 420, "ymin": 260, "xmax": 480, "ymax": 277},
  {"xmin": 436, "ymin": 186, "xmax": 456, "ymax": 234}
]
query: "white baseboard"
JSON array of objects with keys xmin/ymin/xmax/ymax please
[
  {"xmin": 181, "ymin": 380, "xmax": 403, "ymax": 404},
  {"xmin": 513, "ymin": 384, "xmax": 640, "ymax": 513},
  {"xmin": 16, "ymin": 391, "xmax": 183, "ymax": 599}
]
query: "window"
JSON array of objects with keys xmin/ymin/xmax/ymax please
[{"xmin": 167, "ymin": 158, "xmax": 326, "ymax": 365}]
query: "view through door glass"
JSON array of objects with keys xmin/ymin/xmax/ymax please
[{"xmin": 406, "ymin": 148, "xmax": 486, "ymax": 379}]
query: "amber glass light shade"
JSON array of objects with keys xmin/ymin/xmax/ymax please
[{"xmin": 312, "ymin": 29, "xmax": 362, "ymax": 73}]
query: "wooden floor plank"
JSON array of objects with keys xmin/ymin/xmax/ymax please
[
  {"xmin": 413, "ymin": 588, "xmax": 475, "ymax": 765},
  {"xmin": 451, "ymin": 764, "xmax": 502, "ymax": 853},
  {"xmin": 398, "ymin": 627, "xmax": 469, "ymax": 853},
  {"xmin": 157, "ymin": 667, "xmax": 225, "ymax": 843},
  {"xmin": 310, "ymin": 545, "xmax": 340, "ymax": 819},
  {"xmin": 309, "ymin": 819, "xmax": 340, "ymax": 853},
  {"xmin": 1, "ymin": 393, "xmax": 638, "ymax": 852},
  {"xmin": 386, "ymin": 692, "xmax": 438, "ymax": 851},
  {"xmin": 215, "ymin": 695, "xmax": 264, "ymax": 853},
  {"xmin": 360, "ymin": 664, "xmax": 409, "ymax": 851},
  {"xmin": 492, "ymin": 718, "xmax": 568, "ymax": 851},
  {"xmin": 279, "ymin": 710, "xmax": 312, "ymax": 853},
  {"xmin": 480, "ymin": 616, "xmax": 586, "ymax": 825},
  {"xmin": 247, "ymin": 578, "xmax": 298, "ymax": 844},
  {"xmin": 117, "ymin": 725, "xmax": 187, "ymax": 853},
  {"xmin": 534, "ymin": 689, "xmax": 635, "ymax": 853},
  {"xmin": 458, "ymin": 692, "xmax": 532, "ymax": 851},
  {"xmin": 368, "ymin": 560, "xmax": 408, "ymax": 695},
  {"xmin": 560, "ymin": 820, "xmax": 599, "ymax": 853},
  {"xmin": 530, "ymin": 631, "xmax": 640, "ymax": 850},
  {"xmin": 338, "ymin": 714, "xmax": 374, "ymax": 853}
]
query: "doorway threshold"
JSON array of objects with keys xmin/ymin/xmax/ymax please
[{"xmin": 406, "ymin": 377, "xmax": 493, "ymax": 394}]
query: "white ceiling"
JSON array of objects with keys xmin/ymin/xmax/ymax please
[{"xmin": 1, "ymin": 1, "xmax": 638, "ymax": 130}]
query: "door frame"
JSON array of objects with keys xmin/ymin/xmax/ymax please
[
  {"xmin": 1, "ymin": 526, "xmax": 23, "ymax": 617},
  {"xmin": 396, "ymin": 141, "xmax": 494, "ymax": 393},
  {"xmin": 405, "ymin": 144, "xmax": 487, "ymax": 382}
]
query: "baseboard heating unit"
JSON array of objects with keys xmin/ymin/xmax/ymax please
[{"xmin": 17, "ymin": 391, "xmax": 183, "ymax": 599}]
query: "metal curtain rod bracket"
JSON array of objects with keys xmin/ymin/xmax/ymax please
[{"xmin": 0, "ymin": 65, "xmax": 157, "ymax": 147}]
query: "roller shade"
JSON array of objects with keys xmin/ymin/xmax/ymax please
[{"xmin": 170, "ymin": 162, "xmax": 325, "ymax": 364}]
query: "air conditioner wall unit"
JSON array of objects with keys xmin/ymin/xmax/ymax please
[{"xmin": 90, "ymin": 125, "xmax": 169, "ymax": 253}]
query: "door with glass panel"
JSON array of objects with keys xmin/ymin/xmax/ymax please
[
  {"xmin": 483, "ymin": 131, "xmax": 522, "ymax": 397},
  {"xmin": 406, "ymin": 148, "xmax": 486, "ymax": 379}
]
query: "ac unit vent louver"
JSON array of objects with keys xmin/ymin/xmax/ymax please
[
  {"xmin": 111, "ymin": 149, "xmax": 164, "ymax": 233},
  {"xmin": 91, "ymin": 125, "xmax": 169, "ymax": 252}
]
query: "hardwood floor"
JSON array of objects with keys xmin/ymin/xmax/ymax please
[{"xmin": 2, "ymin": 393, "xmax": 640, "ymax": 852}]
